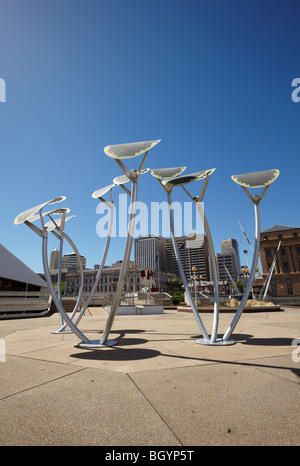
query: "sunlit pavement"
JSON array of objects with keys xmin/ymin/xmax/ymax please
[{"xmin": 0, "ymin": 307, "xmax": 299, "ymax": 446}]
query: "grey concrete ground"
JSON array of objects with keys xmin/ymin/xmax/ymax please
[{"xmin": 0, "ymin": 307, "xmax": 299, "ymax": 446}]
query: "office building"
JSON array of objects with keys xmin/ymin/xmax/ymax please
[
  {"xmin": 210, "ymin": 253, "xmax": 238, "ymax": 283},
  {"xmin": 260, "ymin": 225, "xmax": 300, "ymax": 297},
  {"xmin": 134, "ymin": 235, "xmax": 166, "ymax": 272},
  {"xmin": 61, "ymin": 253, "xmax": 86, "ymax": 271},
  {"xmin": 221, "ymin": 239, "xmax": 240, "ymax": 272},
  {"xmin": 218, "ymin": 238, "xmax": 241, "ymax": 282},
  {"xmin": 165, "ymin": 233, "xmax": 209, "ymax": 281},
  {"xmin": 49, "ymin": 249, "xmax": 59, "ymax": 271}
]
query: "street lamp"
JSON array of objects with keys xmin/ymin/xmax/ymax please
[
  {"xmin": 25, "ymin": 206, "xmax": 75, "ymax": 332},
  {"xmin": 93, "ymin": 139, "xmax": 161, "ymax": 348},
  {"xmin": 162, "ymin": 168, "xmax": 224, "ymax": 345},
  {"xmin": 14, "ymin": 197, "xmax": 99, "ymax": 346},
  {"xmin": 150, "ymin": 167, "xmax": 213, "ymax": 343},
  {"xmin": 222, "ymin": 168, "xmax": 280, "ymax": 342},
  {"xmin": 56, "ymin": 182, "xmax": 117, "ymax": 335}
]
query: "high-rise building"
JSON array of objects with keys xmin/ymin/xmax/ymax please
[
  {"xmin": 49, "ymin": 249, "xmax": 59, "ymax": 271},
  {"xmin": 165, "ymin": 234, "xmax": 209, "ymax": 281},
  {"xmin": 134, "ymin": 235, "xmax": 166, "ymax": 272},
  {"xmin": 208, "ymin": 239, "xmax": 240, "ymax": 283},
  {"xmin": 220, "ymin": 238, "xmax": 240, "ymax": 280},
  {"xmin": 210, "ymin": 252, "xmax": 238, "ymax": 283},
  {"xmin": 61, "ymin": 253, "xmax": 86, "ymax": 271}
]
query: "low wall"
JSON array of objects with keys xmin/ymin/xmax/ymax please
[
  {"xmin": 0, "ymin": 291, "xmax": 51, "ymax": 319},
  {"xmin": 115, "ymin": 305, "xmax": 164, "ymax": 315},
  {"xmin": 177, "ymin": 305, "xmax": 283, "ymax": 313}
]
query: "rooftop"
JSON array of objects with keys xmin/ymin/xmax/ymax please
[{"xmin": 261, "ymin": 224, "xmax": 300, "ymax": 233}]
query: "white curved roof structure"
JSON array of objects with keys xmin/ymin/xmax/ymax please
[{"xmin": 0, "ymin": 244, "xmax": 47, "ymax": 288}]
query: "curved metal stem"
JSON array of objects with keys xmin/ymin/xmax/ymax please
[
  {"xmin": 195, "ymin": 201, "xmax": 219, "ymax": 342},
  {"xmin": 54, "ymin": 231, "xmax": 84, "ymax": 332},
  {"xmin": 100, "ymin": 181, "xmax": 138, "ymax": 345},
  {"xmin": 72, "ymin": 201, "xmax": 114, "ymax": 326},
  {"xmin": 223, "ymin": 203, "xmax": 261, "ymax": 341},
  {"xmin": 57, "ymin": 235, "xmax": 64, "ymax": 327},
  {"xmin": 42, "ymin": 232, "xmax": 91, "ymax": 344},
  {"xmin": 167, "ymin": 191, "xmax": 209, "ymax": 341}
]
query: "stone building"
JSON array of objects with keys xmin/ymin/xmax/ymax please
[
  {"xmin": 260, "ymin": 225, "xmax": 300, "ymax": 297},
  {"xmin": 64, "ymin": 260, "xmax": 175, "ymax": 298}
]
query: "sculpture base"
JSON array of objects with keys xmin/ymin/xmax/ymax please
[
  {"xmin": 196, "ymin": 338, "xmax": 236, "ymax": 346},
  {"xmin": 50, "ymin": 330, "xmax": 72, "ymax": 334},
  {"xmin": 77, "ymin": 339, "xmax": 117, "ymax": 349}
]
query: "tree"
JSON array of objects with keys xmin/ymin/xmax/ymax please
[
  {"xmin": 171, "ymin": 290, "xmax": 184, "ymax": 305},
  {"xmin": 235, "ymin": 281, "xmax": 244, "ymax": 293},
  {"xmin": 166, "ymin": 276, "xmax": 183, "ymax": 293}
]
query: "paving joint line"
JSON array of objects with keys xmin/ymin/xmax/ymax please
[{"xmin": 127, "ymin": 372, "xmax": 183, "ymax": 446}]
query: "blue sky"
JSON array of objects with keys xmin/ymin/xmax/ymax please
[{"xmin": 0, "ymin": 0, "xmax": 299, "ymax": 273}]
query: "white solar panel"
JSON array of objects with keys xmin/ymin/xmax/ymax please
[
  {"xmin": 14, "ymin": 196, "xmax": 66, "ymax": 225},
  {"xmin": 104, "ymin": 140, "xmax": 160, "ymax": 159},
  {"xmin": 163, "ymin": 169, "xmax": 215, "ymax": 186},
  {"xmin": 231, "ymin": 169, "xmax": 280, "ymax": 188},
  {"xmin": 150, "ymin": 166, "xmax": 186, "ymax": 179}
]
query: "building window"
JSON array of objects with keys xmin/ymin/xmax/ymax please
[
  {"xmin": 272, "ymin": 289, "xmax": 277, "ymax": 296},
  {"xmin": 278, "ymin": 234, "xmax": 282, "ymax": 240},
  {"xmin": 283, "ymin": 262, "xmax": 289, "ymax": 272},
  {"xmin": 266, "ymin": 250, "xmax": 271, "ymax": 257},
  {"xmin": 288, "ymin": 288, "xmax": 294, "ymax": 295},
  {"xmin": 264, "ymin": 236, "xmax": 268, "ymax": 240},
  {"xmin": 281, "ymin": 248, "xmax": 286, "ymax": 256},
  {"xmin": 296, "ymin": 247, "xmax": 300, "ymax": 255},
  {"xmin": 294, "ymin": 233, "xmax": 298, "ymax": 237}
]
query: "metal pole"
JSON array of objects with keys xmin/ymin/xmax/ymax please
[
  {"xmin": 223, "ymin": 203, "xmax": 261, "ymax": 341},
  {"xmin": 167, "ymin": 191, "xmax": 209, "ymax": 341},
  {"xmin": 42, "ymin": 232, "xmax": 91, "ymax": 344},
  {"xmin": 68, "ymin": 200, "xmax": 114, "ymax": 327},
  {"xmin": 244, "ymin": 249, "xmax": 255, "ymax": 300},
  {"xmin": 57, "ymin": 210, "xmax": 66, "ymax": 328},
  {"xmin": 100, "ymin": 180, "xmax": 138, "ymax": 345},
  {"xmin": 262, "ymin": 240, "xmax": 281, "ymax": 301},
  {"xmin": 51, "ymin": 230, "xmax": 85, "ymax": 333},
  {"xmin": 57, "ymin": 235, "xmax": 64, "ymax": 327},
  {"xmin": 195, "ymin": 201, "xmax": 220, "ymax": 343}
]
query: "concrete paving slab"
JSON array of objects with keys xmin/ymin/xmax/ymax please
[
  {"xmin": 0, "ymin": 368, "xmax": 180, "ymax": 446},
  {"xmin": 0, "ymin": 355, "xmax": 83, "ymax": 399},
  {"xmin": 0, "ymin": 308, "xmax": 299, "ymax": 446},
  {"xmin": 130, "ymin": 360, "xmax": 300, "ymax": 446},
  {"xmin": 70, "ymin": 341, "xmax": 200, "ymax": 373}
]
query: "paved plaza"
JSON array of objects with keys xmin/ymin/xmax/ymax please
[{"xmin": 0, "ymin": 307, "xmax": 299, "ymax": 446}]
